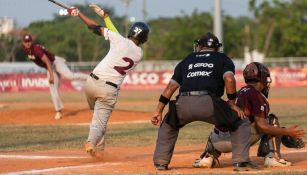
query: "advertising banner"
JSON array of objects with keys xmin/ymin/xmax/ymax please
[{"xmin": 1, "ymin": 68, "xmax": 307, "ymax": 92}]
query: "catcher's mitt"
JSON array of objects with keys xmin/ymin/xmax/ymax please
[{"xmin": 281, "ymin": 135, "xmax": 305, "ymax": 149}]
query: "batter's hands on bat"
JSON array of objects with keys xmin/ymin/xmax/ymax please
[
  {"xmin": 151, "ymin": 111, "xmax": 162, "ymax": 126},
  {"xmin": 89, "ymin": 4, "xmax": 106, "ymax": 18},
  {"xmin": 68, "ymin": 6, "xmax": 79, "ymax": 17}
]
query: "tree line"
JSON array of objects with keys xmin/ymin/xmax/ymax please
[{"xmin": 1, "ymin": 0, "xmax": 306, "ymax": 62}]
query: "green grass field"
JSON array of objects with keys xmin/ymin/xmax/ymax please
[{"xmin": 0, "ymin": 87, "xmax": 307, "ymax": 152}]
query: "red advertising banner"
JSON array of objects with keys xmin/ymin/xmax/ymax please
[
  {"xmin": 1, "ymin": 68, "xmax": 307, "ymax": 92},
  {"xmin": 0, "ymin": 74, "xmax": 81, "ymax": 92}
]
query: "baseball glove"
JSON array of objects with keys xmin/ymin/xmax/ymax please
[{"xmin": 281, "ymin": 135, "xmax": 305, "ymax": 149}]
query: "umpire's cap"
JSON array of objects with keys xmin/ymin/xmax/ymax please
[
  {"xmin": 23, "ymin": 34, "xmax": 32, "ymax": 42},
  {"xmin": 195, "ymin": 32, "xmax": 222, "ymax": 48}
]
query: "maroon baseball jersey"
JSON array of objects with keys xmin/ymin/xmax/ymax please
[
  {"xmin": 236, "ymin": 85, "xmax": 270, "ymax": 123},
  {"xmin": 23, "ymin": 44, "xmax": 55, "ymax": 69}
]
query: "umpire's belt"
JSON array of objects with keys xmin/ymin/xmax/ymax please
[
  {"xmin": 90, "ymin": 73, "xmax": 118, "ymax": 89},
  {"xmin": 180, "ymin": 90, "xmax": 209, "ymax": 96}
]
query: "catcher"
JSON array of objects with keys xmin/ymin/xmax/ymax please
[{"xmin": 194, "ymin": 62, "xmax": 305, "ymax": 169}]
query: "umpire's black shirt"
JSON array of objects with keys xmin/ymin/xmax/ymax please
[{"xmin": 171, "ymin": 51, "xmax": 235, "ymax": 97}]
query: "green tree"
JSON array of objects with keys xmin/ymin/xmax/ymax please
[
  {"xmin": 3, "ymin": 1, "xmax": 306, "ymax": 63},
  {"xmin": 249, "ymin": 0, "xmax": 307, "ymax": 57},
  {"xmin": 147, "ymin": 11, "xmax": 213, "ymax": 60},
  {"xmin": 24, "ymin": 3, "xmax": 125, "ymax": 62}
]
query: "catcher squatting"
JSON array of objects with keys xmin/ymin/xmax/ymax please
[{"xmin": 193, "ymin": 62, "xmax": 305, "ymax": 170}]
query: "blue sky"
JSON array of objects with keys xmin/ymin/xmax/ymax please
[{"xmin": 0, "ymin": 0, "xmax": 253, "ymax": 27}]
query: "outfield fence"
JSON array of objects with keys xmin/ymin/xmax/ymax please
[{"xmin": 0, "ymin": 58, "xmax": 307, "ymax": 92}]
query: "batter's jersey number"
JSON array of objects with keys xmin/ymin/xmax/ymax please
[{"xmin": 114, "ymin": 57, "xmax": 134, "ymax": 75}]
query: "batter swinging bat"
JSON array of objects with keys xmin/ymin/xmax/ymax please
[{"xmin": 47, "ymin": 0, "xmax": 69, "ymax": 10}]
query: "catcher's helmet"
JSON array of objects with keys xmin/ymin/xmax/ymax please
[
  {"xmin": 243, "ymin": 62, "xmax": 271, "ymax": 86},
  {"xmin": 194, "ymin": 32, "xmax": 222, "ymax": 48},
  {"xmin": 127, "ymin": 22, "xmax": 150, "ymax": 44}
]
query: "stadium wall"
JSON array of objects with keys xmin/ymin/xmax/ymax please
[{"xmin": 0, "ymin": 59, "xmax": 307, "ymax": 92}]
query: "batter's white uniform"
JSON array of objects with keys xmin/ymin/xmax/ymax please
[{"xmin": 84, "ymin": 28, "xmax": 143, "ymax": 147}]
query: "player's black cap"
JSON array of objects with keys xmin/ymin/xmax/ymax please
[
  {"xmin": 23, "ymin": 34, "xmax": 32, "ymax": 42},
  {"xmin": 194, "ymin": 32, "xmax": 222, "ymax": 48}
]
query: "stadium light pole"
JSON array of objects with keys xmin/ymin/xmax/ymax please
[
  {"xmin": 214, "ymin": 0, "xmax": 223, "ymax": 51},
  {"xmin": 122, "ymin": 0, "xmax": 132, "ymax": 35},
  {"xmin": 142, "ymin": 0, "xmax": 149, "ymax": 59},
  {"xmin": 142, "ymin": 0, "xmax": 148, "ymax": 22}
]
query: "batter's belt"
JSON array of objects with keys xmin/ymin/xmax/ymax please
[{"xmin": 90, "ymin": 72, "xmax": 118, "ymax": 89}]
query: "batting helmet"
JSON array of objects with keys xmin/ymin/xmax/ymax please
[
  {"xmin": 243, "ymin": 62, "xmax": 271, "ymax": 86},
  {"xmin": 127, "ymin": 22, "xmax": 150, "ymax": 44},
  {"xmin": 194, "ymin": 32, "xmax": 222, "ymax": 49}
]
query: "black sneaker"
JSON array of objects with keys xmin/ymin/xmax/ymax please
[
  {"xmin": 154, "ymin": 163, "xmax": 168, "ymax": 171},
  {"xmin": 233, "ymin": 161, "xmax": 259, "ymax": 171}
]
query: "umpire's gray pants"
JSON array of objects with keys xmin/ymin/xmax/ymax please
[
  {"xmin": 153, "ymin": 95, "xmax": 251, "ymax": 165},
  {"xmin": 211, "ymin": 123, "xmax": 277, "ymax": 159},
  {"xmin": 211, "ymin": 124, "xmax": 260, "ymax": 154}
]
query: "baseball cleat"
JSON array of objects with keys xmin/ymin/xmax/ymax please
[
  {"xmin": 54, "ymin": 111, "xmax": 63, "ymax": 120},
  {"xmin": 154, "ymin": 163, "xmax": 168, "ymax": 171},
  {"xmin": 233, "ymin": 161, "xmax": 259, "ymax": 171},
  {"xmin": 264, "ymin": 157, "xmax": 291, "ymax": 167},
  {"xmin": 85, "ymin": 142, "xmax": 96, "ymax": 158},
  {"xmin": 193, "ymin": 156, "xmax": 214, "ymax": 168}
]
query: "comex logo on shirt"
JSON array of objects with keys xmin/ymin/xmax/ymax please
[{"xmin": 187, "ymin": 62, "xmax": 214, "ymax": 78}]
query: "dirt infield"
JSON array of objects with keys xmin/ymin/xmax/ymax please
[
  {"xmin": 0, "ymin": 102, "xmax": 150, "ymax": 125},
  {"xmin": 2, "ymin": 145, "xmax": 307, "ymax": 175},
  {"xmin": 1, "ymin": 100, "xmax": 307, "ymax": 174}
]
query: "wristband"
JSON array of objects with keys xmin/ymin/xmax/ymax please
[
  {"xmin": 159, "ymin": 95, "xmax": 170, "ymax": 105},
  {"xmin": 88, "ymin": 25, "xmax": 102, "ymax": 36},
  {"xmin": 227, "ymin": 92, "xmax": 237, "ymax": 100}
]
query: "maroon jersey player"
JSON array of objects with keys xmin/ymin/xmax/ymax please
[
  {"xmin": 22, "ymin": 34, "xmax": 88, "ymax": 120},
  {"xmin": 194, "ymin": 62, "xmax": 305, "ymax": 170}
]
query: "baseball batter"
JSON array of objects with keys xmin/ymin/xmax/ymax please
[
  {"xmin": 194, "ymin": 62, "xmax": 305, "ymax": 169},
  {"xmin": 22, "ymin": 34, "xmax": 88, "ymax": 119},
  {"xmin": 68, "ymin": 5, "xmax": 150, "ymax": 157}
]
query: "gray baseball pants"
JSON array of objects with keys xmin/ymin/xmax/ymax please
[
  {"xmin": 210, "ymin": 123, "xmax": 277, "ymax": 158},
  {"xmin": 153, "ymin": 95, "xmax": 251, "ymax": 165},
  {"xmin": 47, "ymin": 56, "xmax": 88, "ymax": 111},
  {"xmin": 84, "ymin": 76, "xmax": 119, "ymax": 147}
]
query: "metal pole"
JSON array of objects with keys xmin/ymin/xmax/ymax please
[
  {"xmin": 122, "ymin": 0, "xmax": 132, "ymax": 35},
  {"xmin": 142, "ymin": 0, "xmax": 148, "ymax": 59},
  {"xmin": 142, "ymin": 0, "xmax": 148, "ymax": 22},
  {"xmin": 214, "ymin": 0, "xmax": 223, "ymax": 50}
]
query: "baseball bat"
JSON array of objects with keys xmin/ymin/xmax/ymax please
[{"xmin": 47, "ymin": 0, "xmax": 69, "ymax": 10}]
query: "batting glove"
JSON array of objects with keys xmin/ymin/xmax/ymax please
[
  {"xmin": 68, "ymin": 6, "xmax": 79, "ymax": 17},
  {"xmin": 89, "ymin": 4, "xmax": 105, "ymax": 18}
]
